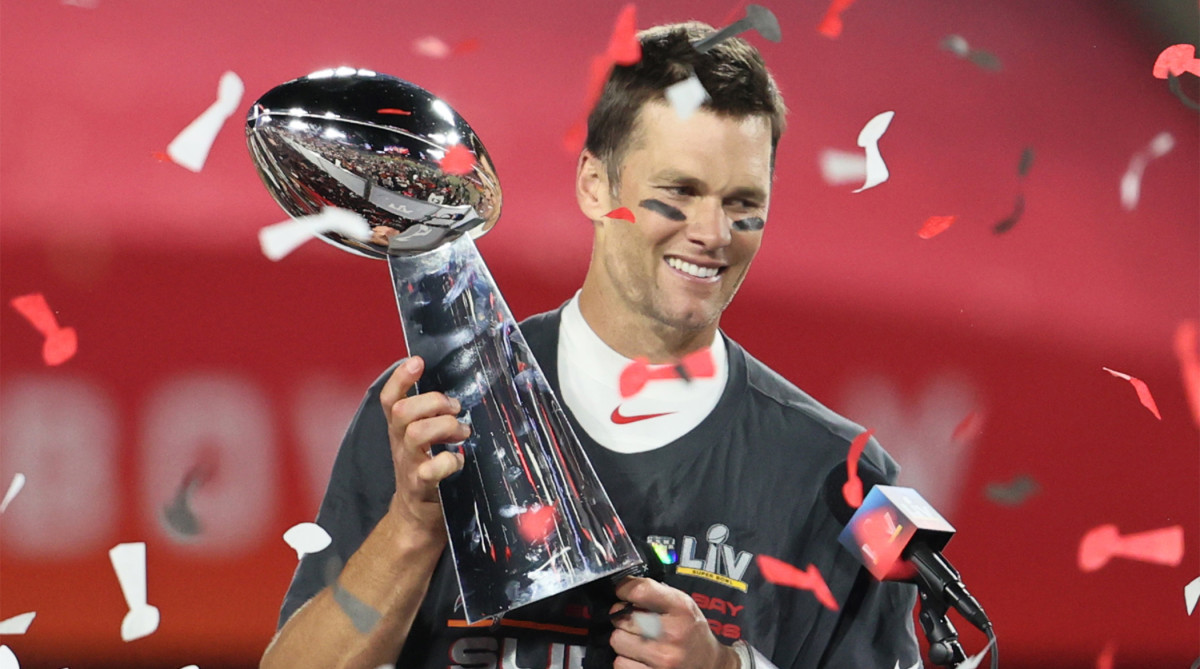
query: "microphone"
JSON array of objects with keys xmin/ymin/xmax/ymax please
[{"xmin": 823, "ymin": 462, "xmax": 992, "ymax": 633}]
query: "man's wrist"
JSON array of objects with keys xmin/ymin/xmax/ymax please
[{"xmin": 380, "ymin": 505, "xmax": 446, "ymax": 557}]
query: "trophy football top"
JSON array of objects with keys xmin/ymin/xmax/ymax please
[{"xmin": 246, "ymin": 68, "xmax": 502, "ymax": 258}]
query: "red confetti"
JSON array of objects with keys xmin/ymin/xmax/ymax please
[
  {"xmin": 1102, "ymin": 367, "xmax": 1162, "ymax": 420},
  {"xmin": 377, "ymin": 108, "xmax": 412, "ymax": 115},
  {"xmin": 1153, "ymin": 44, "xmax": 1200, "ymax": 79},
  {"xmin": 917, "ymin": 215, "xmax": 958, "ymax": 239},
  {"xmin": 1174, "ymin": 320, "xmax": 1200, "ymax": 429},
  {"xmin": 951, "ymin": 410, "xmax": 984, "ymax": 442},
  {"xmin": 516, "ymin": 503, "xmax": 558, "ymax": 543},
  {"xmin": 619, "ymin": 359, "xmax": 656, "ymax": 398},
  {"xmin": 719, "ymin": 1, "xmax": 749, "ymax": 27},
  {"xmin": 1078, "ymin": 523, "xmax": 1184, "ymax": 572},
  {"xmin": 151, "ymin": 151, "xmax": 170, "ymax": 162},
  {"xmin": 584, "ymin": 55, "xmax": 613, "ymax": 115},
  {"xmin": 452, "ymin": 38, "xmax": 481, "ymax": 55},
  {"xmin": 564, "ymin": 7, "xmax": 642, "ymax": 153},
  {"xmin": 564, "ymin": 119, "xmax": 588, "ymax": 154},
  {"xmin": 685, "ymin": 347, "xmax": 715, "ymax": 371},
  {"xmin": 842, "ymin": 428, "xmax": 873, "ymax": 509},
  {"xmin": 756, "ymin": 555, "xmax": 839, "ymax": 611},
  {"xmin": 619, "ymin": 348, "xmax": 717, "ymax": 398},
  {"xmin": 677, "ymin": 347, "xmax": 715, "ymax": 380},
  {"xmin": 9, "ymin": 293, "xmax": 78, "ymax": 366},
  {"xmin": 438, "ymin": 144, "xmax": 477, "ymax": 176},
  {"xmin": 563, "ymin": 56, "xmax": 614, "ymax": 154},
  {"xmin": 605, "ymin": 207, "xmax": 636, "ymax": 223},
  {"xmin": 605, "ymin": 4, "xmax": 641, "ymax": 66},
  {"xmin": 817, "ymin": 0, "xmax": 856, "ymax": 38},
  {"xmin": 1096, "ymin": 640, "xmax": 1117, "ymax": 669}
]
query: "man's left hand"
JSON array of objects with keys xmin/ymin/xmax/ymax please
[{"xmin": 609, "ymin": 577, "xmax": 740, "ymax": 669}]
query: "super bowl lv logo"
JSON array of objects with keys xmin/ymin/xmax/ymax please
[{"xmin": 678, "ymin": 523, "xmax": 753, "ymax": 592}]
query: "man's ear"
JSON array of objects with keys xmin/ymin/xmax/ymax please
[{"xmin": 576, "ymin": 150, "xmax": 614, "ymax": 222}]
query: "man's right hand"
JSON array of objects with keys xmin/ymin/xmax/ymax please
[
  {"xmin": 262, "ymin": 356, "xmax": 469, "ymax": 669},
  {"xmin": 379, "ymin": 356, "xmax": 469, "ymax": 539}
]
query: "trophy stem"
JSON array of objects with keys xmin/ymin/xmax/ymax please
[{"xmin": 387, "ymin": 235, "xmax": 642, "ymax": 623}]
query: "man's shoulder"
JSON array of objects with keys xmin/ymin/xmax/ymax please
[
  {"xmin": 517, "ymin": 307, "xmax": 562, "ymax": 337},
  {"xmin": 736, "ymin": 343, "xmax": 854, "ymax": 436},
  {"xmin": 733, "ymin": 340, "xmax": 901, "ymax": 480},
  {"xmin": 516, "ymin": 305, "xmax": 566, "ymax": 358}
]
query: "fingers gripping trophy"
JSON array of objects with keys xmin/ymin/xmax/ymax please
[{"xmin": 245, "ymin": 68, "xmax": 643, "ymax": 623}]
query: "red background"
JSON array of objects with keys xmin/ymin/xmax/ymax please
[{"xmin": 1, "ymin": 0, "xmax": 1197, "ymax": 667}]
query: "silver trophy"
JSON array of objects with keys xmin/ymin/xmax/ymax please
[{"xmin": 246, "ymin": 68, "xmax": 642, "ymax": 622}]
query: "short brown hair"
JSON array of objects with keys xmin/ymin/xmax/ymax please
[{"xmin": 585, "ymin": 21, "xmax": 788, "ymax": 186}]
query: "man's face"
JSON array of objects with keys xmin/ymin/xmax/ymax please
[{"xmin": 590, "ymin": 102, "xmax": 773, "ymax": 338}]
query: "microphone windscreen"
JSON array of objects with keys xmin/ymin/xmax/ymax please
[{"xmin": 838, "ymin": 485, "xmax": 956, "ymax": 581}]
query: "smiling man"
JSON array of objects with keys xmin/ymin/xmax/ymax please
[
  {"xmin": 262, "ymin": 21, "xmax": 922, "ymax": 669},
  {"xmin": 577, "ymin": 101, "xmax": 769, "ymax": 359}
]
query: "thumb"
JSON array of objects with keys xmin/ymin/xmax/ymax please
[{"xmin": 380, "ymin": 356, "xmax": 424, "ymax": 411}]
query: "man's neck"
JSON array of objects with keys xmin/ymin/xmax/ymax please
[{"xmin": 576, "ymin": 282, "xmax": 719, "ymax": 363}]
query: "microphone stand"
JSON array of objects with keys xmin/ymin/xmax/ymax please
[
  {"xmin": 908, "ymin": 543, "xmax": 993, "ymax": 667},
  {"xmin": 917, "ymin": 588, "xmax": 968, "ymax": 667}
]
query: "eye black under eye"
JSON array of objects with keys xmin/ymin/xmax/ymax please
[
  {"xmin": 640, "ymin": 198, "xmax": 687, "ymax": 222},
  {"xmin": 732, "ymin": 217, "xmax": 765, "ymax": 231}
]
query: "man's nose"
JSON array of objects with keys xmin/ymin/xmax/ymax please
[{"xmin": 685, "ymin": 198, "xmax": 732, "ymax": 249}]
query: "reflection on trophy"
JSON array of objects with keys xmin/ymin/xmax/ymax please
[{"xmin": 245, "ymin": 68, "xmax": 643, "ymax": 622}]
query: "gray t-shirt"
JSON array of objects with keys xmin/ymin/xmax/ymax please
[{"xmin": 277, "ymin": 306, "xmax": 922, "ymax": 668}]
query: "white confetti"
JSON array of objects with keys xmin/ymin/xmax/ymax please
[
  {"xmin": 1120, "ymin": 131, "xmax": 1175, "ymax": 211},
  {"xmin": 0, "ymin": 474, "xmax": 25, "ymax": 514},
  {"xmin": 665, "ymin": 75, "xmax": 709, "ymax": 121},
  {"xmin": 852, "ymin": 111, "xmax": 895, "ymax": 193},
  {"xmin": 0, "ymin": 646, "xmax": 16, "ymax": 669},
  {"xmin": 632, "ymin": 611, "xmax": 662, "ymax": 640},
  {"xmin": 819, "ymin": 148, "xmax": 868, "ymax": 186},
  {"xmin": 1101, "ymin": 366, "xmax": 1133, "ymax": 381},
  {"xmin": 1186, "ymin": 576, "xmax": 1200, "ymax": 615},
  {"xmin": 283, "ymin": 522, "xmax": 332, "ymax": 559},
  {"xmin": 0, "ymin": 613, "xmax": 35, "ymax": 635},
  {"xmin": 413, "ymin": 36, "xmax": 451, "ymax": 59},
  {"xmin": 892, "ymin": 661, "xmax": 920, "ymax": 669},
  {"xmin": 940, "ymin": 34, "xmax": 971, "ymax": 57},
  {"xmin": 957, "ymin": 638, "xmax": 996, "ymax": 669},
  {"xmin": 109, "ymin": 542, "xmax": 160, "ymax": 642},
  {"xmin": 259, "ymin": 208, "xmax": 372, "ymax": 261},
  {"xmin": 166, "ymin": 71, "xmax": 245, "ymax": 173}
]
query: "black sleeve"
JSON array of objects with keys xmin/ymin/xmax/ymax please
[{"xmin": 277, "ymin": 365, "xmax": 399, "ymax": 630}]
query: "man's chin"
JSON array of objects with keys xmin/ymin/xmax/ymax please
[{"xmin": 651, "ymin": 304, "xmax": 721, "ymax": 336}]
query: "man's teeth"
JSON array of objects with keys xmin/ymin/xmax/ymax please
[{"xmin": 667, "ymin": 257, "xmax": 720, "ymax": 279}]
